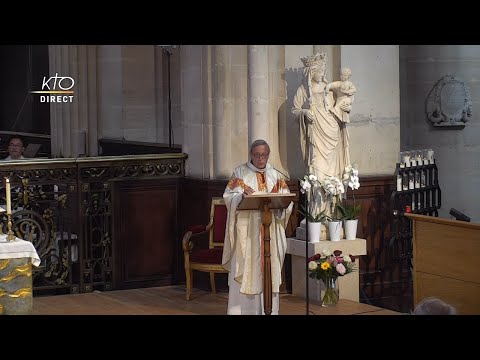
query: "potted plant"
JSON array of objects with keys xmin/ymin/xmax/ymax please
[
  {"xmin": 341, "ymin": 164, "xmax": 361, "ymax": 240},
  {"xmin": 321, "ymin": 176, "xmax": 345, "ymax": 241},
  {"xmin": 299, "ymin": 174, "xmax": 326, "ymax": 242}
]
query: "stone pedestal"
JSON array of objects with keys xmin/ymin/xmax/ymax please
[
  {"xmin": 0, "ymin": 257, "xmax": 33, "ymax": 315},
  {"xmin": 286, "ymin": 237, "xmax": 367, "ymax": 303}
]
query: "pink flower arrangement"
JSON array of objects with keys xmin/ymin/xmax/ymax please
[{"xmin": 307, "ymin": 249, "xmax": 356, "ymax": 282}]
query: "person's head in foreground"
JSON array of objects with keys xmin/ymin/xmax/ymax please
[{"xmin": 413, "ymin": 297, "xmax": 457, "ymax": 315}]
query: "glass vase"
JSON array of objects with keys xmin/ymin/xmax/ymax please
[{"xmin": 321, "ymin": 277, "xmax": 339, "ymax": 307}]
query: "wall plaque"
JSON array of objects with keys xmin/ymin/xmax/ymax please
[{"xmin": 426, "ymin": 75, "xmax": 472, "ymax": 129}]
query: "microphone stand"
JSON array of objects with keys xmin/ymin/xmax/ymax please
[
  {"xmin": 166, "ymin": 49, "xmax": 172, "ymax": 149},
  {"xmin": 304, "ymin": 116, "xmax": 310, "ymax": 316},
  {"xmin": 159, "ymin": 45, "xmax": 175, "ymax": 150}
]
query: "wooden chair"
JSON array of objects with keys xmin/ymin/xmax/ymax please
[{"xmin": 182, "ymin": 197, "xmax": 228, "ymax": 300}]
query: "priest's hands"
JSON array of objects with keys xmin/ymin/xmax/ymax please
[{"xmin": 243, "ymin": 186, "xmax": 254, "ymax": 195}]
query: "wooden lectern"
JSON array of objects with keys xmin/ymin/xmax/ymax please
[
  {"xmin": 237, "ymin": 193, "xmax": 295, "ymax": 315},
  {"xmin": 405, "ymin": 213, "xmax": 480, "ymax": 314}
]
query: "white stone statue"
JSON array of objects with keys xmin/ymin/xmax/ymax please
[
  {"xmin": 326, "ymin": 67, "xmax": 356, "ymax": 123},
  {"xmin": 292, "ymin": 53, "xmax": 351, "ymax": 222}
]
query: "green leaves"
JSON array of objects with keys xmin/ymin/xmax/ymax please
[
  {"xmin": 298, "ymin": 204, "xmax": 328, "ymax": 223},
  {"xmin": 337, "ymin": 203, "xmax": 361, "ymax": 220}
]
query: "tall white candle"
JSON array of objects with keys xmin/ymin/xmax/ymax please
[
  {"xmin": 427, "ymin": 150, "xmax": 434, "ymax": 162},
  {"xmin": 5, "ymin": 178, "xmax": 11, "ymax": 215}
]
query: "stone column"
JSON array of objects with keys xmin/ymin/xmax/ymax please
[
  {"xmin": 202, "ymin": 46, "xmax": 214, "ymax": 179},
  {"xmin": 229, "ymin": 46, "xmax": 248, "ymax": 172},
  {"xmin": 268, "ymin": 45, "xmax": 288, "ymax": 176},
  {"xmin": 247, "ymin": 45, "xmax": 269, "ymax": 144},
  {"xmin": 181, "ymin": 45, "xmax": 205, "ymax": 178},
  {"xmin": 212, "ymin": 45, "xmax": 233, "ymax": 179}
]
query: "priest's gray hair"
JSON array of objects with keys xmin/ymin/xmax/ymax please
[
  {"xmin": 413, "ymin": 297, "xmax": 457, "ymax": 315},
  {"xmin": 250, "ymin": 139, "xmax": 270, "ymax": 154}
]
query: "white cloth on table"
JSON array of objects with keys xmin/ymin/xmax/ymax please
[{"xmin": 0, "ymin": 235, "xmax": 41, "ymax": 266}]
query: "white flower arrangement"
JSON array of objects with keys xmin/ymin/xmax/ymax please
[
  {"xmin": 343, "ymin": 163, "xmax": 360, "ymax": 191},
  {"xmin": 299, "ymin": 173, "xmax": 325, "ymax": 222},
  {"xmin": 338, "ymin": 163, "xmax": 361, "ymax": 220},
  {"xmin": 321, "ymin": 176, "xmax": 344, "ymax": 221},
  {"xmin": 322, "ymin": 176, "xmax": 345, "ymax": 197}
]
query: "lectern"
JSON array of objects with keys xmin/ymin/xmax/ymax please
[
  {"xmin": 405, "ymin": 213, "xmax": 480, "ymax": 314},
  {"xmin": 237, "ymin": 193, "xmax": 294, "ymax": 315}
]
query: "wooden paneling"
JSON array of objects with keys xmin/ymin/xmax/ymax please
[
  {"xmin": 339, "ymin": 176, "xmax": 406, "ymax": 310},
  {"xmin": 406, "ymin": 213, "xmax": 480, "ymax": 314},
  {"xmin": 415, "ymin": 220, "xmax": 480, "ymax": 283},
  {"xmin": 114, "ymin": 179, "xmax": 179, "ymax": 289},
  {"xmin": 416, "ymin": 272, "xmax": 480, "ymax": 315}
]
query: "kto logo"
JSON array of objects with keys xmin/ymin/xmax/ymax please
[{"xmin": 31, "ymin": 73, "xmax": 75, "ymax": 103}]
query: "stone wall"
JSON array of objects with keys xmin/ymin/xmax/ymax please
[{"xmin": 400, "ymin": 45, "xmax": 480, "ymax": 222}]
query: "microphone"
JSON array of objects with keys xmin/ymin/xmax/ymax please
[
  {"xmin": 273, "ymin": 167, "xmax": 290, "ymax": 181},
  {"xmin": 449, "ymin": 208, "xmax": 470, "ymax": 222}
]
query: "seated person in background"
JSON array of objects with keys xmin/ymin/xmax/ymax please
[
  {"xmin": 4, "ymin": 135, "xmax": 25, "ymax": 160},
  {"xmin": 413, "ymin": 297, "xmax": 457, "ymax": 315}
]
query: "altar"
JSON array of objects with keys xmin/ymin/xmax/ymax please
[
  {"xmin": 286, "ymin": 237, "xmax": 367, "ymax": 303},
  {"xmin": 0, "ymin": 235, "xmax": 41, "ymax": 315}
]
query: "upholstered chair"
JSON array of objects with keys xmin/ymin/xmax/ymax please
[{"xmin": 182, "ymin": 197, "xmax": 228, "ymax": 300}]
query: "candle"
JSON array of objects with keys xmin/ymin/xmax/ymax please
[
  {"xmin": 408, "ymin": 171, "xmax": 414, "ymax": 190},
  {"xmin": 5, "ymin": 178, "xmax": 11, "ymax": 215},
  {"xmin": 427, "ymin": 149, "xmax": 434, "ymax": 163},
  {"xmin": 402, "ymin": 172, "xmax": 408, "ymax": 191}
]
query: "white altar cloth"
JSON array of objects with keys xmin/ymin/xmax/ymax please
[{"xmin": 0, "ymin": 235, "xmax": 41, "ymax": 266}]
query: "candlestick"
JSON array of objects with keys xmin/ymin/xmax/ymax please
[
  {"xmin": 5, "ymin": 178, "xmax": 11, "ymax": 215},
  {"xmin": 6, "ymin": 213, "xmax": 15, "ymax": 241}
]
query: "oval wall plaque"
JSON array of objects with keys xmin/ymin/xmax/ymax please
[{"xmin": 425, "ymin": 75, "xmax": 472, "ymax": 129}]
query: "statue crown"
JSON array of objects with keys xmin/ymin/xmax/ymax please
[{"xmin": 301, "ymin": 52, "xmax": 326, "ymax": 68}]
